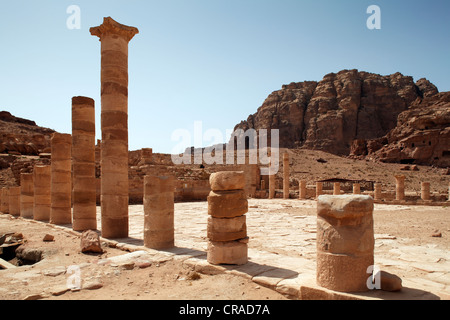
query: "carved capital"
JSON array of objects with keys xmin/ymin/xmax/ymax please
[{"xmin": 90, "ymin": 17, "xmax": 139, "ymax": 42}]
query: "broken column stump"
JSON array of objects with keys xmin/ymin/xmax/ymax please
[
  {"xmin": 50, "ymin": 132, "xmax": 72, "ymax": 225},
  {"xmin": 143, "ymin": 175, "xmax": 175, "ymax": 250},
  {"xmin": 72, "ymin": 96, "xmax": 97, "ymax": 231},
  {"xmin": 34, "ymin": 165, "xmax": 51, "ymax": 222},
  {"xmin": 1, "ymin": 188, "xmax": 9, "ymax": 214},
  {"xmin": 299, "ymin": 180, "xmax": 307, "ymax": 200},
  {"xmin": 20, "ymin": 173, "xmax": 34, "ymax": 218},
  {"xmin": 207, "ymin": 171, "xmax": 248, "ymax": 265},
  {"xmin": 8, "ymin": 187, "xmax": 21, "ymax": 217},
  {"xmin": 283, "ymin": 152, "xmax": 289, "ymax": 199},
  {"xmin": 395, "ymin": 175, "xmax": 405, "ymax": 201},
  {"xmin": 374, "ymin": 183, "xmax": 382, "ymax": 201},
  {"xmin": 316, "ymin": 195, "xmax": 375, "ymax": 293}
]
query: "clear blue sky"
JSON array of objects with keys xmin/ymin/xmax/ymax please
[{"xmin": 1, "ymin": 0, "xmax": 449, "ymax": 154}]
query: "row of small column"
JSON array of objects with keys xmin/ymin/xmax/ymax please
[
  {"xmin": 296, "ymin": 178, "xmax": 444, "ymax": 201},
  {"xmin": 0, "ymin": 98, "xmax": 97, "ymax": 231},
  {"xmin": 273, "ymin": 152, "xmax": 447, "ymax": 201}
]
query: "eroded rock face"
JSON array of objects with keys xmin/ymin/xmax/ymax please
[
  {"xmin": 0, "ymin": 111, "xmax": 55, "ymax": 156},
  {"xmin": 233, "ymin": 70, "xmax": 440, "ymax": 157},
  {"xmin": 367, "ymin": 92, "xmax": 450, "ymax": 167}
]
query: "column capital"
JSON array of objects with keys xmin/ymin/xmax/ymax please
[{"xmin": 90, "ymin": 17, "xmax": 139, "ymax": 42}]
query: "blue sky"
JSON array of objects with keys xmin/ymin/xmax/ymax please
[{"xmin": 1, "ymin": 0, "xmax": 449, "ymax": 154}]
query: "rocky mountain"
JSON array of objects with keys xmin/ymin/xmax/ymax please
[
  {"xmin": 357, "ymin": 92, "xmax": 450, "ymax": 167},
  {"xmin": 233, "ymin": 69, "xmax": 447, "ymax": 166},
  {"xmin": 0, "ymin": 111, "xmax": 55, "ymax": 156}
]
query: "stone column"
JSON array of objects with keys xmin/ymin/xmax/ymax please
[
  {"xmin": 374, "ymin": 183, "xmax": 382, "ymax": 201},
  {"xmin": 1, "ymin": 188, "xmax": 9, "ymax": 214},
  {"xmin": 140, "ymin": 148, "xmax": 153, "ymax": 165},
  {"xmin": 333, "ymin": 182, "xmax": 341, "ymax": 195},
  {"xmin": 283, "ymin": 152, "xmax": 289, "ymax": 199},
  {"xmin": 20, "ymin": 173, "xmax": 34, "ymax": 218},
  {"xmin": 207, "ymin": 171, "xmax": 248, "ymax": 265},
  {"xmin": 144, "ymin": 175, "xmax": 174, "ymax": 249},
  {"xmin": 448, "ymin": 182, "xmax": 450, "ymax": 202},
  {"xmin": 353, "ymin": 183, "xmax": 361, "ymax": 195},
  {"xmin": 90, "ymin": 17, "xmax": 139, "ymax": 238},
  {"xmin": 316, "ymin": 182, "xmax": 323, "ymax": 198},
  {"xmin": 72, "ymin": 96, "xmax": 97, "ymax": 231},
  {"xmin": 8, "ymin": 187, "xmax": 21, "ymax": 217},
  {"xmin": 395, "ymin": 175, "xmax": 405, "ymax": 201},
  {"xmin": 317, "ymin": 195, "xmax": 374, "ymax": 292},
  {"xmin": 34, "ymin": 165, "xmax": 51, "ymax": 221},
  {"xmin": 50, "ymin": 133, "xmax": 72, "ymax": 225},
  {"xmin": 268, "ymin": 169, "xmax": 275, "ymax": 200},
  {"xmin": 421, "ymin": 182, "xmax": 430, "ymax": 201},
  {"xmin": 299, "ymin": 180, "xmax": 307, "ymax": 200}
]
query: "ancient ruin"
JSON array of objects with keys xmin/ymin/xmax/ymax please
[
  {"xmin": 71, "ymin": 96, "xmax": 97, "ymax": 231},
  {"xmin": 50, "ymin": 133, "xmax": 72, "ymax": 225},
  {"xmin": 283, "ymin": 152, "xmax": 289, "ymax": 199},
  {"xmin": 143, "ymin": 175, "xmax": 175, "ymax": 249},
  {"xmin": 395, "ymin": 175, "xmax": 406, "ymax": 201},
  {"xmin": 0, "ymin": 10, "xmax": 449, "ymax": 302},
  {"xmin": 90, "ymin": 17, "xmax": 139, "ymax": 238},
  {"xmin": 19, "ymin": 173, "xmax": 34, "ymax": 219},
  {"xmin": 316, "ymin": 195, "xmax": 375, "ymax": 292},
  {"xmin": 33, "ymin": 165, "xmax": 51, "ymax": 222},
  {"xmin": 8, "ymin": 186, "xmax": 20, "ymax": 217},
  {"xmin": 207, "ymin": 171, "xmax": 248, "ymax": 265}
]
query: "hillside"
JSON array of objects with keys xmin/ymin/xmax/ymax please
[{"xmin": 233, "ymin": 69, "xmax": 448, "ymax": 167}]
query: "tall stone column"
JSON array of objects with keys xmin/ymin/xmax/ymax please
[
  {"xmin": 9, "ymin": 187, "xmax": 21, "ymax": 217},
  {"xmin": 20, "ymin": 173, "xmax": 34, "ymax": 218},
  {"xmin": 90, "ymin": 17, "xmax": 139, "ymax": 238},
  {"xmin": 72, "ymin": 96, "xmax": 97, "ymax": 231},
  {"xmin": 374, "ymin": 183, "xmax": 382, "ymax": 201},
  {"xmin": 299, "ymin": 180, "xmax": 307, "ymax": 200},
  {"xmin": 144, "ymin": 175, "xmax": 175, "ymax": 249},
  {"xmin": 283, "ymin": 152, "xmax": 289, "ymax": 199},
  {"xmin": 34, "ymin": 165, "xmax": 51, "ymax": 221},
  {"xmin": 353, "ymin": 183, "xmax": 361, "ymax": 195},
  {"xmin": 316, "ymin": 182, "xmax": 323, "ymax": 198},
  {"xmin": 333, "ymin": 182, "xmax": 341, "ymax": 195},
  {"xmin": 50, "ymin": 133, "xmax": 72, "ymax": 225},
  {"xmin": 421, "ymin": 182, "xmax": 430, "ymax": 201},
  {"xmin": 317, "ymin": 195, "xmax": 374, "ymax": 292},
  {"xmin": 395, "ymin": 175, "xmax": 405, "ymax": 201},
  {"xmin": 1, "ymin": 188, "xmax": 9, "ymax": 214}
]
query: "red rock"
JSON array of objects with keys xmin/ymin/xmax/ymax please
[
  {"xmin": 42, "ymin": 234, "xmax": 54, "ymax": 242},
  {"xmin": 80, "ymin": 230, "xmax": 103, "ymax": 254}
]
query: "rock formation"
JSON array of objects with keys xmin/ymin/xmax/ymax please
[
  {"xmin": 364, "ymin": 92, "xmax": 450, "ymax": 167},
  {"xmin": 233, "ymin": 70, "xmax": 444, "ymax": 164}
]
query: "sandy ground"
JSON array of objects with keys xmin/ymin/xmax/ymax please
[{"xmin": 0, "ymin": 199, "xmax": 449, "ymax": 301}]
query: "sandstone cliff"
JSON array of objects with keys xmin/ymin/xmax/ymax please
[
  {"xmin": 233, "ymin": 69, "xmax": 441, "ymax": 159},
  {"xmin": 359, "ymin": 92, "xmax": 450, "ymax": 167},
  {"xmin": 0, "ymin": 111, "xmax": 55, "ymax": 155}
]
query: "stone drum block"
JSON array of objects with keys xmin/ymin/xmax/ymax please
[
  {"xmin": 316, "ymin": 195, "xmax": 374, "ymax": 293},
  {"xmin": 144, "ymin": 175, "xmax": 174, "ymax": 250}
]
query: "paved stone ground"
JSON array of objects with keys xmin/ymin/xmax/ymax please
[{"xmin": 90, "ymin": 199, "xmax": 449, "ymax": 300}]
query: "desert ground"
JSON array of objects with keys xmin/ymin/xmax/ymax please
[{"xmin": 1, "ymin": 198, "xmax": 449, "ymax": 301}]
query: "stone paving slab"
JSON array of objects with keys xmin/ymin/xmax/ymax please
[{"xmin": 11, "ymin": 199, "xmax": 450, "ymax": 300}]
